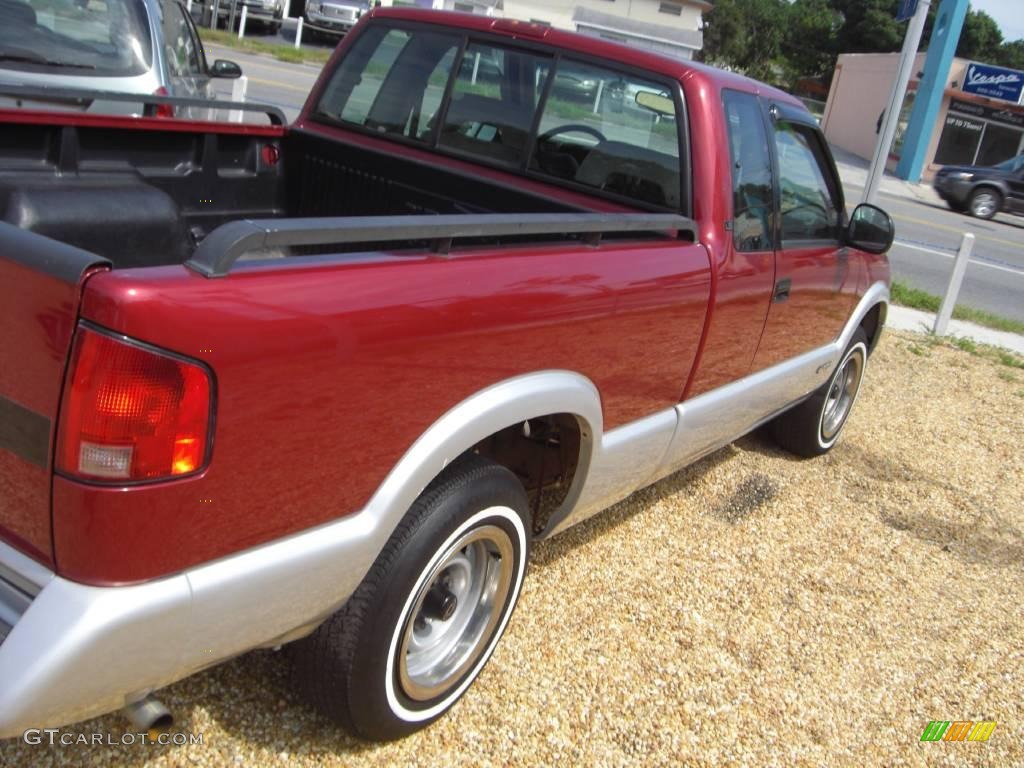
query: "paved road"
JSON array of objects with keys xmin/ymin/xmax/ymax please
[{"xmin": 211, "ymin": 48, "xmax": 1024, "ymax": 322}]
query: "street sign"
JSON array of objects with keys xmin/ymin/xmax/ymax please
[
  {"xmin": 896, "ymin": 0, "xmax": 919, "ymax": 22},
  {"xmin": 962, "ymin": 62, "xmax": 1024, "ymax": 104}
]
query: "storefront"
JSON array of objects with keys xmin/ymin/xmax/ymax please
[{"xmin": 823, "ymin": 55, "xmax": 1024, "ymax": 180}]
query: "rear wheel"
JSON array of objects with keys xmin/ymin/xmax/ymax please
[
  {"xmin": 968, "ymin": 187, "xmax": 1001, "ymax": 220},
  {"xmin": 291, "ymin": 455, "xmax": 530, "ymax": 740},
  {"xmin": 770, "ymin": 328, "xmax": 869, "ymax": 457}
]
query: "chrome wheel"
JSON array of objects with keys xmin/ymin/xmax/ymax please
[
  {"xmin": 398, "ymin": 524, "xmax": 515, "ymax": 702},
  {"xmin": 821, "ymin": 346, "xmax": 864, "ymax": 442},
  {"xmin": 970, "ymin": 190, "xmax": 998, "ymax": 219}
]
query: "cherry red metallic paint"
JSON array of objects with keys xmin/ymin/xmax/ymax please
[
  {"xmin": 0, "ymin": 108, "xmax": 285, "ymax": 137},
  {"xmin": 59, "ymin": 240, "xmax": 711, "ymax": 584},
  {"xmin": 0, "ymin": 257, "xmax": 96, "ymax": 565}
]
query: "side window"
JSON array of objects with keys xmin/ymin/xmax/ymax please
[
  {"xmin": 162, "ymin": 3, "xmax": 202, "ymax": 77},
  {"xmin": 773, "ymin": 122, "xmax": 841, "ymax": 242},
  {"xmin": 722, "ymin": 90, "xmax": 773, "ymax": 252},
  {"xmin": 439, "ymin": 43, "xmax": 551, "ymax": 166},
  {"xmin": 315, "ymin": 26, "xmax": 459, "ymax": 141},
  {"xmin": 531, "ymin": 60, "xmax": 680, "ymax": 209}
]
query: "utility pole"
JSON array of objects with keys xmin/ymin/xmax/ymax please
[{"xmin": 862, "ymin": 0, "xmax": 931, "ymax": 205}]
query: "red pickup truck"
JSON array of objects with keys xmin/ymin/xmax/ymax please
[{"xmin": 0, "ymin": 8, "xmax": 892, "ymax": 741}]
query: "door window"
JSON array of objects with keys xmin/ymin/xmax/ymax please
[
  {"xmin": 722, "ymin": 90, "xmax": 773, "ymax": 252},
  {"xmin": 162, "ymin": 2, "xmax": 202, "ymax": 77},
  {"xmin": 531, "ymin": 60, "xmax": 680, "ymax": 208},
  {"xmin": 773, "ymin": 122, "xmax": 841, "ymax": 242}
]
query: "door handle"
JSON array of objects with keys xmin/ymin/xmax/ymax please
[{"xmin": 773, "ymin": 278, "xmax": 791, "ymax": 303}]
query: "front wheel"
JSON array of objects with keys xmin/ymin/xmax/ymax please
[
  {"xmin": 968, "ymin": 187, "xmax": 1001, "ymax": 220},
  {"xmin": 291, "ymin": 455, "xmax": 530, "ymax": 740},
  {"xmin": 769, "ymin": 328, "xmax": 869, "ymax": 457}
]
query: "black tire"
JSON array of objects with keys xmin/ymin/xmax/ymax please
[
  {"xmin": 968, "ymin": 187, "xmax": 1001, "ymax": 220},
  {"xmin": 770, "ymin": 328, "xmax": 869, "ymax": 458},
  {"xmin": 291, "ymin": 455, "xmax": 531, "ymax": 741}
]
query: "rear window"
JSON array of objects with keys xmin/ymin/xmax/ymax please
[
  {"xmin": 313, "ymin": 22, "xmax": 683, "ymax": 210},
  {"xmin": 0, "ymin": 0, "xmax": 153, "ymax": 77}
]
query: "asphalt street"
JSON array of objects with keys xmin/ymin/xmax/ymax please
[{"xmin": 209, "ymin": 45, "xmax": 1024, "ymax": 323}]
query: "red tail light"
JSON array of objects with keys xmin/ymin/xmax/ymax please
[
  {"xmin": 57, "ymin": 326, "xmax": 213, "ymax": 483},
  {"xmin": 153, "ymin": 87, "xmax": 174, "ymax": 119}
]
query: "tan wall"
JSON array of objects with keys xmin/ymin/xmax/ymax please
[
  {"xmin": 821, "ymin": 53, "xmax": 927, "ymax": 162},
  {"xmin": 500, "ymin": 0, "xmax": 703, "ymax": 35}
]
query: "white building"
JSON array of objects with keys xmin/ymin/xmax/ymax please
[{"xmin": 431, "ymin": 0, "xmax": 708, "ymax": 60}]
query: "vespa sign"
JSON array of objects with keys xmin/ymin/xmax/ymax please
[{"xmin": 962, "ymin": 62, "xmax": 1024, "ymax": 104}]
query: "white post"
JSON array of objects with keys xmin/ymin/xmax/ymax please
[
  {"xmin": 933, "ymin": 232, "xmax": 975, "ymax": 336},
  {"xmin": 238, "ymin": 4, "xmax": 248, "ymax": 38},
  {"xmin": 295, "ymin": 16, "xmax": 303, "ymax": 48},
  {"xmin": 212, "ymin": 0, "xmax": 221, "ymax": 28},
  {"xmin": 592, "ymin": 79, "xmax": 604, "ymax": 113},
  {"xmin": 863, "ymin": 0, "xmax": 931, "ymax": 205},
  {"xmin": 186, "ymin": 0, "xmax": 192, "ymax": 13},
  {"xmin": 471, "ymin": 52, "xmax": 480, "ymax": 85},
  {"xmin": 229, "ymin": 75, "xmax": 247, "ymax": 123}
]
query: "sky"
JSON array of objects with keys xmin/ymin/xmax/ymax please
[{"xmin": 970, "ymin": 0, "xmax": 1024, "ymax": 43}]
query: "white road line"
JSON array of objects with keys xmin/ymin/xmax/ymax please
[{"xmin": 892, "ymin": 240, "xmax": 1024, "ymax": 277}]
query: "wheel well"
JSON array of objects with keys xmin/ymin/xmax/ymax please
[
  {"xmin": 470, "ymin": 413, "xmax": 583, "ymax": 537},
  {"xmin": 971, "ymin": 184, "xmax": 1003, "ymax": 200},
  {"xmin": 860, "ymin": 302, "xmax": 886, "ymax": 355}
]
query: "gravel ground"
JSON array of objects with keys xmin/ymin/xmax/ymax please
[{"xmin": 3, "ymin": 331, "xmax": 1022, "ymax": 767}]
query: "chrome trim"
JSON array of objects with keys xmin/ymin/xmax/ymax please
[{"xmin": 0, "ymin": 540, "xmax": 53, "ymax": 597}]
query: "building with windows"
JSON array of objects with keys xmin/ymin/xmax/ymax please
[
  {"xmin": 822, "ymin": 53, "xmax": 1024, "ymax": 179},
  {"xmin": 427, "ymin": 0, "xmax": 708, "ymax": 59}
]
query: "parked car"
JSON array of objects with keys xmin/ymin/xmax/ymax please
[
  {"xmin": 0, "ymin": 0, "xmax": 242, "ymax": 117},
  {"xmin": 302, "ymin": 0, "xmax": 369, "ymax": 42},
  {"xmin": 0, "ymin": 8, "xmax": 892, "ymax": 743},
  {"xmin": 933, "ymin": 153, "xmax": 1024, "ymax": 220},
  {"xmin": 207, "ymin": 0, "xmax": 284, "ymax": 34}
]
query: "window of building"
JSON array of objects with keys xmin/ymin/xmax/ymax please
[
  {"xmin": 531, "ymin": 60, "xmax": 680, "ymax": 208},
  {"xmin": 773, "ymin": 122, "xmax": 841, "ymax": 242},
  {"xmin": 722, "ymin": 90, "xmax": 773, "ymax": 252},
  {"xmin": 658, "ymin": 3, "xmax": 682, "ymax": 15}
]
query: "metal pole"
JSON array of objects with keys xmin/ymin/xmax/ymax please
[
  {"xmin": 592, "ymin": 80, "xmax": 604, "ymax": 114},
  {"xmin": 933, "ymin": 232, "xmax": 974, "ymax": 336},
  {"xmin": 228, "ymin": 0, "xmax": 237, "ymax": 31},
  {"xmin": 863, "ymin": 0, "xmax": 931, "ymax": 205},
  {"xmin": 186, "ymin": 0, "xmax": 192, "ymax": 14},
  {"xmin": 295, "ymin": 16, "xmax": 303, "ymax": 48},
  {"xmin": 212, "ymin": 0, "xmax": 221, "ymax": 28},
  {"xmin": 238, "ymin": 4, "xmax": 247, "ymax": 38}
]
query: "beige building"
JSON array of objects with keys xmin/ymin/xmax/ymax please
[
  {"xmin": 431, "ymin": 0, "xmax": 708, "ymax": 59},
  {"xmin": 823, "ymin": 53, "xmax": 1024, "ymax": 180}
]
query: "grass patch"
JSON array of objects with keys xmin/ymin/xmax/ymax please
[
  {"xmin": 998, "ymin": 352, "xmax": 1024, "ymax": 370},
  {"xmin": 951, "ymin": 336, "xmax": 978, "ymax": 355},
  {"xmin": 200, "ymin": 28, "xmax": 332, "ymax": 65},
  {"xmin": 997, "ymin": 370, "xmax": 1018, "ymax": 383},
  {"xmin": 890, "ymin": 280, "xmax": 1024, "ymax": 335}
]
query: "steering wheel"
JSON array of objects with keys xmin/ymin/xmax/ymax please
[{"xmin": 537, "ymin": 124, "xmax": 607, "ymax": 145}]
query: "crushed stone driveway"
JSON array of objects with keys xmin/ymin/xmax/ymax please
[{"xmin": 3, "ymin": 331, "xmax": 1021, "ymax": 767}]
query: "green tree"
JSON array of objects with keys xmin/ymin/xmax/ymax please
[
  {"xmin": 700, "ymin": 0, "xmax": 789, "ymax": 81},
  {"xmin": 830, "ymin": 0, "xmax": 905, "ymax": 55},
  {"xmin": 782, "ymin": 0, "xmax": 843, "ymax": 80},
  {"xmin": 995, "ymin": 39, "xmax": 1024, "ymax": 70},
  {"xmin": 957, "ymin": 9, "xmax": 1004, "ymax": 59}
]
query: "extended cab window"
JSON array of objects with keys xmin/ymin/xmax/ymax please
[
  {"xmin": 722, "ymin": 90, "xmax": 773, "ymax": 252},
  {"xmin": 439, "ymin": 43, "xmax": 551, "ymax": 166},
  {"xmin": 773, "ymin": 122, "xmax": 841, "ymax": 242},
  {"xmin": 531, "ymin": 61, "xmax": 680, "ymax": 209},
  {"xmin": 314, "ymin": 26, "xmax": 459, "ymax": 141}
]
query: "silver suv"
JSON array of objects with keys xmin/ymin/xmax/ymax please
[
  {"xmin": 303, "ymin": 0, "xmax": 369, "ymax": 42},
  {"xmin": 0, "ymin": 0, "xmax": 242, "ymax": 117}
]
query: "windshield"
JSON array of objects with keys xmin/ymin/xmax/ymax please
[
  {"xmin": 993, "ymin": 154, "xmax": 1024, "ymax": 172},
  {"xmin": 0, "ymin": 0, "xmax": 153, "ymax": 77}
]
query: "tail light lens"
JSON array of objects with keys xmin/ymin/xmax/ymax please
[
  {"xmin": 57, "ymin": 326, "xmax": 213, "ymax": 483},
  {"xmin": 153, "ymin": 87, "xmax": 174, "ymax": 119}
]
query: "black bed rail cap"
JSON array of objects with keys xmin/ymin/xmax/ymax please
[{"xmin": 184, "ymin": 213, "xmax": 697, "ymax": 278}]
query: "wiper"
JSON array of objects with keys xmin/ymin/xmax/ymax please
[{"xmin": 0, "ymin": 53, "xmax": 95, "ymax": 70}]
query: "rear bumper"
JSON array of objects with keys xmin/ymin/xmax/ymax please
[{"xmin": 0, "ymin": 503, "xmax": 379, "ymax": 737}]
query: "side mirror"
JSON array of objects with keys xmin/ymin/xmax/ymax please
[
  {"xmin": 846, "ymin": 203, "xmax": 894, "ymax": 254},
  {"xmin": 210, "ymin": 59, "xmax": 243, "ymax": 79}
]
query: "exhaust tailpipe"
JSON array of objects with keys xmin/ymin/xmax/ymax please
[{"xmin": 123, "ymin": 696, "xmax": 173, "ymax": 734}]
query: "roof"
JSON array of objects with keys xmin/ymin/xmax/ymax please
[{"xmin": 364, "ymin": 8, "xmax": 801, "ymax": 109}]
